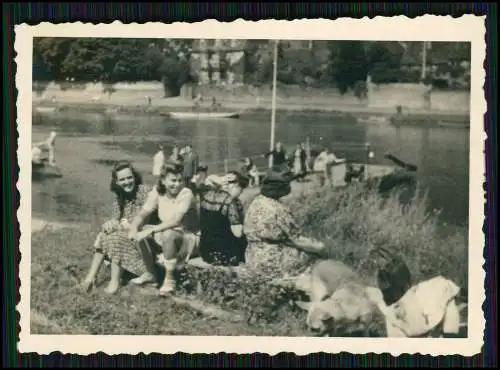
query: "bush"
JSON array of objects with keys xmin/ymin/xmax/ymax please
[{"xmin": 288, "ymin": 184, "xmax": 468, "ymax": 290}]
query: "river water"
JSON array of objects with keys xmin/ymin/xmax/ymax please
[{"xmin": 31, "ymin": 111, "xmax": 470, "ymax": 228}]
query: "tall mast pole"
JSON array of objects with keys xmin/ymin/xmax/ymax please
[{"xmin": 268, "ymin": 39, "xmax": 279, "ymax": 168}]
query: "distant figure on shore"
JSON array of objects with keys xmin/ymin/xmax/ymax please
[
  {"xmin": 152, "ymin": 144, "xmax": 165, "ymax": 179},
  {"xmin": 182, "ymin": 144, "xmax": 199, "ymax": 188},
  {"xmin": 170, "ymin": 145, "xmax": 182, "ymax": 164},
  {"xmin": 264, "ymin": 142, "xmax": 287, "ymax": 168},
  {"xmin": 314, "ymin": 148, "xmax": 345, "ymax": 187},
  {"xmin": 32, "ymin": 131, "xmax": 57, "ymax": 167},
  {"xmin": 193, "ymin": 93, "xmax": 203, "ymax": 109},
  {"xmin": 239, "ymin": 157, "xmax": 260, "ymax": 187},
  {"xmin": 313, "ymin": 148, "xmax": 331, "ymax": 187},
  {"xmin": 211, "ymin": 96, "xmax": 221, "ymax": 111},
  {"xmin": 292, "ymin": 143, "xmax": 307, "ymax": 181}
]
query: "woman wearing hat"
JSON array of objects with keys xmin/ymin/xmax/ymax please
[{"xmin": 243, "ymin": 167, "xmax": 325, "ymax": 279}]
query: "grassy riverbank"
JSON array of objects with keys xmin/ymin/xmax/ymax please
[{"xmin": 31, "ymin": 184, "xmax": 467, "ymax": 336}]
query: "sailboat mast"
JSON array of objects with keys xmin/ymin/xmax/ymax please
[{"xmin": 269, "ymin": 39, "xmax": 279, "ymax": 168}]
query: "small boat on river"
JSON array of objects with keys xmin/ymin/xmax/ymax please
[
  {"xmin": 34, "ymin": 106, "xmax": 59, "ymax": 114},
  {"xmin": 356, "ymin": 116, "xmax": 391, "ymax": 125},
  {"xmin": 436, "ymin": 121, "xmax": 470, "ymax": 129},
  {"xmin": 164, "ymin": 111, "xmax": 241, "ymax": 120}
]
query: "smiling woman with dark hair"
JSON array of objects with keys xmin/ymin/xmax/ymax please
[{"xmin": 79, "ymin": 161, "xmax": 152, "ymax": 295}]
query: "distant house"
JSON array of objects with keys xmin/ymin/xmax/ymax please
[
  {"xmin": 190, "ymin": 39, "xmax": 247, "ymax": 85},
  {"xmin": 189, "ymin": 39, "xmax": 322, "ymax": 86}
]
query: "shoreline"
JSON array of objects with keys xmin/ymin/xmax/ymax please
[{"xmin": 33, "ymin": 98, "xmax": 470, "ymax": 123}]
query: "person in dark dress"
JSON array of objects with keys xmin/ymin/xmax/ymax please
[
  {"xmin": 182, "ymin": 144, "xmax": 199, "ymax": 187},
  {"xmin": 264, "ymin": 142, "xmax": 287, "ymax": 167},
  {"xmin": 198, "ymin": 171, "xmax": 250, "ymax": 267}
]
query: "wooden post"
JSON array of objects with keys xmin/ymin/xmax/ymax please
[{"xmin": 224, "ymin": 158, "xmax": 229, "ymax": 174}]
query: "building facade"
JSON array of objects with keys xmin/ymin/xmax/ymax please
[{"xmin": 190, "ymin": 39, "xmax": 247, "ymax": 85}]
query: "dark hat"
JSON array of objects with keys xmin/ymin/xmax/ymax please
[
  {"xmin": 261, "ymin": 166, "xmax": 293, "ymax": 199},
  {"xmin": 262, "ymin": 165, "xmax": 294, "ymax": 184}
]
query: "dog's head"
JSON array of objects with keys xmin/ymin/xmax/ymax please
[{"xmin": 296, "ymin": 285, "xmax": 389, "ymax": 336}]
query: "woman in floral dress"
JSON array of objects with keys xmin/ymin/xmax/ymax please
[
  {"xmin": 80, "ymin": 161, "xmax": 154, "ymax": 294},
  {"xmin": 243, "ymin": 167, "xmax": 325, "ymax": 279}
]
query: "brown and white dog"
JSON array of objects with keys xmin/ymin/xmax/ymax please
[{"xmin": 295, "ymin": 259, "xmax": 387, "ymax": 336}]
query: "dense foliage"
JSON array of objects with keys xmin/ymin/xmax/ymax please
[
  {"xmin": 33, "ymin": 38, "xmax": 195, "ymax": 97},
  {"xmin": 33, "ymin": 38, "xmax": 471, "ymax": 96}
]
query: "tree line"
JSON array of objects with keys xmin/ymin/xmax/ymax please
[{"xmin": 33, "ymin": 38, "xmax": 471, "ymax": 97}]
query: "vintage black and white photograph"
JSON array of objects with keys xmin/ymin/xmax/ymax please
[{"xmin": 17, "ymin": 17, "xmax": 485, "ymax": 355}]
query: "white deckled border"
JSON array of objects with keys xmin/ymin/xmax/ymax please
[{"xmin": 15, "ymin": 16, "xmax": 486, "ymax": 356}]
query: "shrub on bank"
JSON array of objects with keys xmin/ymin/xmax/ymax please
[{"xmin": 288, "ymin": 184, "xmax": 468, "ymax": 290}]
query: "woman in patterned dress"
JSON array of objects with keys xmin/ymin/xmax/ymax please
[
  {"xmin": 80, "ymin": 161, "xmax": 153, "ymax": 294},
  {"xmin": 243, "ymin": 167, "xmax": 325, "ymax": 279},
  {"xmin": 198, "ymin": 171, "xmax": 249, "ymax": 267}
]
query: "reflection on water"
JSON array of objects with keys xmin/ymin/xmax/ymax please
[{"xmin": 31, "ymin": 111, "xmax": 470, "ymax": 227}]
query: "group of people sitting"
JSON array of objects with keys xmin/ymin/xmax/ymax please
[{"xmin": 80, "ymin": 158, "xmax": 326, "ymax": 295}]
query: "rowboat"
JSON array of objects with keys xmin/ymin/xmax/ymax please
[
  {"xmin": 35, "ymin": 106, "xmax": 58, "ymax": 114},
  {"xmin": 437, "ymin": 121, "xmax": 470, "ymax": 129},
  {"xmin": 166, "ymin": 111, "xmax": 241, "ymax": 120},
  {"xmin": 357, "ymin": 116, "xmax": 390, "ymax": 125},
  {"xmin": 390, "ymin": 114, "xmax": 435, "ymax": 127}
]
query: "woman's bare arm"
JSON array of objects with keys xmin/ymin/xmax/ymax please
[
  {"xmin": 286, "ymin": 236, "xmax": 325, "ymax": 255},
  {"xmin": 129, "ymin": 190, "xmax": 158, "ymax": 233}
]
